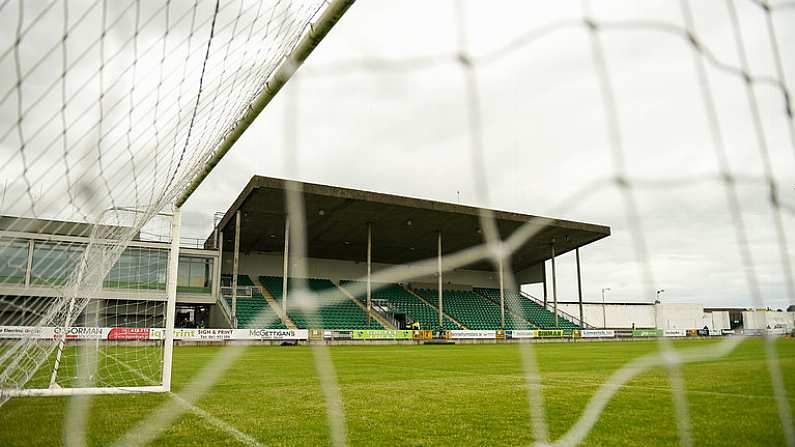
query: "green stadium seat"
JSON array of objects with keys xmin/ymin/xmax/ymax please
[
  {"xmin": 221, "ymin": 274, "xmax": 286, "ymax": 329},
  {"xmin": 414, "ymin": 288, "xmax": 533, "ymax": 330},
  {"xmin": 473, "ymin": 287, "xmax": 581, "ymax": 332},
  {"xmin": 341, "ymin": 281, "xmax": 458, "ymax": 330},
  {"xmin": 260, "ymin": 276, "xmax": 382, "ymax": 330}
]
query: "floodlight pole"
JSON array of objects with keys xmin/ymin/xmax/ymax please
[
  {"xmin": 162, "ymin": 207, "xmax": 182, "ymax": 392},
  {"xmin": 231, "ymin": 211, "xmax": 241, "ymax": 329},
  {"xmin": 601, "ymin": 287, "xmax": 611, "ymax": 329},
  {"xmin": 282, "ymin": 216, "xmax": 290, "ymax": 318},
  {"xmin": 576, "ymin": 248, "xmax": 584, "ymax": 327},
  {"xmin": 366, "ymin": 222, "xmax": 372, "ymax": 327},
  {"xmin": 499, "ymin": 249, "xmax": 505, "ymax": 329},
  {"xmin": 438, "ymin": 231, "xmax": 443, "ymax": 328},
  {"xmin": 174, "ymin": 0, "xmax": 357, "ymax": 209},
  {"xmin": 551, "ymin": 240, "xmax": 558, "ymax": 328}
]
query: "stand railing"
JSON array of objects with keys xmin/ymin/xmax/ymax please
[
  {"xmin": 216, "ymin": 293, "xmax": 234, "ymax": 327},
  {"xmin": 370, "ymin": 299, "xmax": 398, "ymax": 328},
  {"xmin": 519, "ymin": 291, "xmax": 595, "ymax": 329}
]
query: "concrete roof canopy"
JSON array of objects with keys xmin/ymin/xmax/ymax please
[{"xmin": 209, "ymin": 176, "xmax": 611, "ymax": 273}]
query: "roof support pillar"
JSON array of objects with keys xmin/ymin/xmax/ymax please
[
  {"xmin": 366, "ymin": 222, "xmax": 372, "ymax": 327},
  {"xmin": 216, "ymin": 230, "xmax": 224, "ymax": 305},
  {"xmin": 231, "ymin": 210, "xmax": 241, "ymax": 329},
  {"xmin": 551, "ymin": 240, "xmax": 558, "ymax": 328},
  {"xmin": 542, "ymin": 262, "xmax": 547, "ymax": 308},
  {"xmin": 576, "ymin": 247, "xmax": 584, "ymax": 327},
  {"xmin": 438, "ymin": 231, "xmax": 443, "ymax": 329},
  {"xmin": 282, "ymin": 216, "xmax": 290, "ymax": 319},
  {"xmin": 499, "ymin": 249, "xmax": 505, "ymax": 329}
]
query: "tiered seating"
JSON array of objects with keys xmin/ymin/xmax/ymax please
[
  {"xmin": 341, "ymin": 281, "xmax": 458, "ymax": 330},
  {"xmin": 414, "ymin": 288, "xmax": 528, "ymax": 330},
  {"xmin": 221, "ymin": 274, "xmax": 286, "ymax": 329},
  {"xmin": 260, "ymin": 276, "xmax": 382, "ymax": 329},
  {"xmin": 475, "ymin": 288, "xmax": 580, "ymax": 330}
]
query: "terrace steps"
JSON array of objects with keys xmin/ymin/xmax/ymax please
[
  {"xmin": 336, "ymin": 282, "xmax": 396, "ymax": 330},
  {"xmin": 251, "ymin": 276, "xmax": 297, "ymax": 329},
  {"xmin": 404, "ymin": 287, "xmax": 468, "ymax": 330}
]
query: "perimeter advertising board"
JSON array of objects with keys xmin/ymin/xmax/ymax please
[
  {"xmin": 579, "ymin": 329, "xmax": 615, "ymax": 338},
  {"xmin": 0, "ymin": 326, "xmax": 308, "ymax": 341},
  {"xmin": 0, "ymin": 326, "xmax": 53, "ymax": 339},
  {"xmin": 449, "ymin": 330, "xmax": 496, "ymax": 339},
  {"xmin": 351, "ymin": 330, "xmax": 413, "ymax": 340},
  {"xmin": 511, "ymin": 330, "xmax": 564, "ymax": 339},
  {"xmin": 633, "ymin": 329, "xmax": 663, "ymax": 337},
  {"xmin": 242, "ymin": 329, "xmax": 308, "ymax": 340},
  {"xmin": 175, "ymin": 328, "xmax": 308, "ymax": 341},
  {"xmin": 664, "ymin": 329, "xmax": 687, "ymax": 337}
]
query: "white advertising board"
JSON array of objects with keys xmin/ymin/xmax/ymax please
[
  {"xmin": 0, "ymin": 326, "xmax": 54, "ymax": 339},
  {"xmin": 511, "ymin": 330, "xmax": 535, "ymax": 339},
  {"xmin": 664, "ymin": 329, "xmax": 687, "ymax": 337},
  {"xmin": 449, "ymin": 330, "xmax": 496, "ymax": 339},
  {"xmin": 580, "ymin": 329, "xmax": 615, "ymax": 338},
  {"xmin": 510, "ymin": 329, "xmax": 564, "ymax": 339},
  {"xmin": 239, "ymin": 329, "xmax": 308, "ymax": 340}
]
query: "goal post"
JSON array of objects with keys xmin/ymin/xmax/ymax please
[
  {"xmin": 0, "ymin": 0, "xmax": 355, "ymax": 405},
  {"xmin": 162, "ymin": 207, "xmax": 181, "ymax": 393},
  {"xmin": 1, "ymin": 207, "xmax": 180, "ymax": 399}
]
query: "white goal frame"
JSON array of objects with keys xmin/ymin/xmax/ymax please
[
  {"xmin": 0, "ymin": 0, "xmax": 354, "ymax": 400},
  {"xmin": 2, "ymin": 208, "xmax": 181, "ymax": 398}
]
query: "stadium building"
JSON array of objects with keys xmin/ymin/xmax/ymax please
[{"xmin": 1, "ymin": 175, "xmax": 792, "ymax": 335}]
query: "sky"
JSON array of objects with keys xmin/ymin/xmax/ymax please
[
  {"xmin": 184, "ymin": 0, "xmax": 795, "ymax": 309},
  {"xmin": 1, "ymin": 0, "xmax": 794, "ymax": 309}
]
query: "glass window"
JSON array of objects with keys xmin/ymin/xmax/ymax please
[
  {"xmin": 177, "ymin": 256, "xmax": 213, "ymax": 294},
  {"xmin": 104, "ymin": 247, "xmax": 168, "ymax": 290},
  {"xmin": 0, "ymin": 239, "xmax": 29, "ymax": 285},
  {"xmin": 30, "ymin": 241, "xmax": 84, "ymax": 286}
]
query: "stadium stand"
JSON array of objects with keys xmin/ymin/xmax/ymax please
[
  {"xmin": 222, "ymin": 274, "xmax": 286, "ymax": 329},
  {"xmin": 414, "ymin": 288, "xmax": 529, "ymax": 329},
  {"xmin": 340, "ymin": 281, "xmax": 459, "ymax": 330},
  {"xmin": 474, "ymin": 287, "xmax": 580, "ymax": 330},
  {"xmin": 260, "ymin": 276, "xmax": 382, "ymax": 329}
]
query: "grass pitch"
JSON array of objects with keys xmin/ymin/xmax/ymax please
[{"xmin": 1, "ymin": 338, "xmax": 793, "ymax": 446}]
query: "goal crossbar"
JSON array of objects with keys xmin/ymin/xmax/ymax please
[{"xmin": 176, "ymin": 0, "xmax": 356, "ymax": 208}]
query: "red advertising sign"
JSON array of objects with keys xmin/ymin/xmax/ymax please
[{"xmin": 107, "ymin": 327, "xmax": 151, "ymax": 340}]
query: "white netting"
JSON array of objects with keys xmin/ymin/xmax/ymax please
[
  {"xmin": 0, "ymin": 0, "xmax": 793, "ymax": 446},
  {"xmin": 0, "ymin": 0, "xmax": 329, "ymax": 403}
]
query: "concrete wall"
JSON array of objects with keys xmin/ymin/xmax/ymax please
[
  {"xmin": 558, "ymin": 303, "xmax": 656, "ymax": 328},
  {"xmin": 655, "ymin": 303, "xmax": 704, "ymax": 330},
  {"xmin": 703, "ymin": 311, "xmax": 731, "ymax": 330},
  {"xmin": 227, "ymin": 251, "xmax": 520, "ymax": 290},
  {"xmin": 554, "ymin": 303, "xmax": 733, "ymax": 330}
]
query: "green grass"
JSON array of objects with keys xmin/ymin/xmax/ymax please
[{"xmin": 1, "ymin": 338, "xmax": 793, "ymax": 446}]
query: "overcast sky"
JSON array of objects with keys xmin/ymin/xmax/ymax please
[
  {"xmin": 2, "ymin": 1, "xmax": 794, "ymax": 309},
  {"xmin": 182, "ymin": 0, "xmax": 795, "ymax": 309}
]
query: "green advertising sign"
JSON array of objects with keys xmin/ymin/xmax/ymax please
[
  {"xmin": 633, "ymin": 329, "xmax": 663, "ymax": 337},
  {"xmin": 351, "ymin": 330, "xmax": 413, "ymax": 340}
]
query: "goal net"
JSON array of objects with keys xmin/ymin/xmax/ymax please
[
  {"xmin": 0, "ymin": 0, "xmax": 794, "ymax": 446},
  {"xmin": 0, "ymin": 0, "xmax": 340, "ymax": 403}
]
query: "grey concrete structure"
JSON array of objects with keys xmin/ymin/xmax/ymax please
[{"xmin": 209, "ymin": 176, "xmax": 611, "ymax": 275}]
